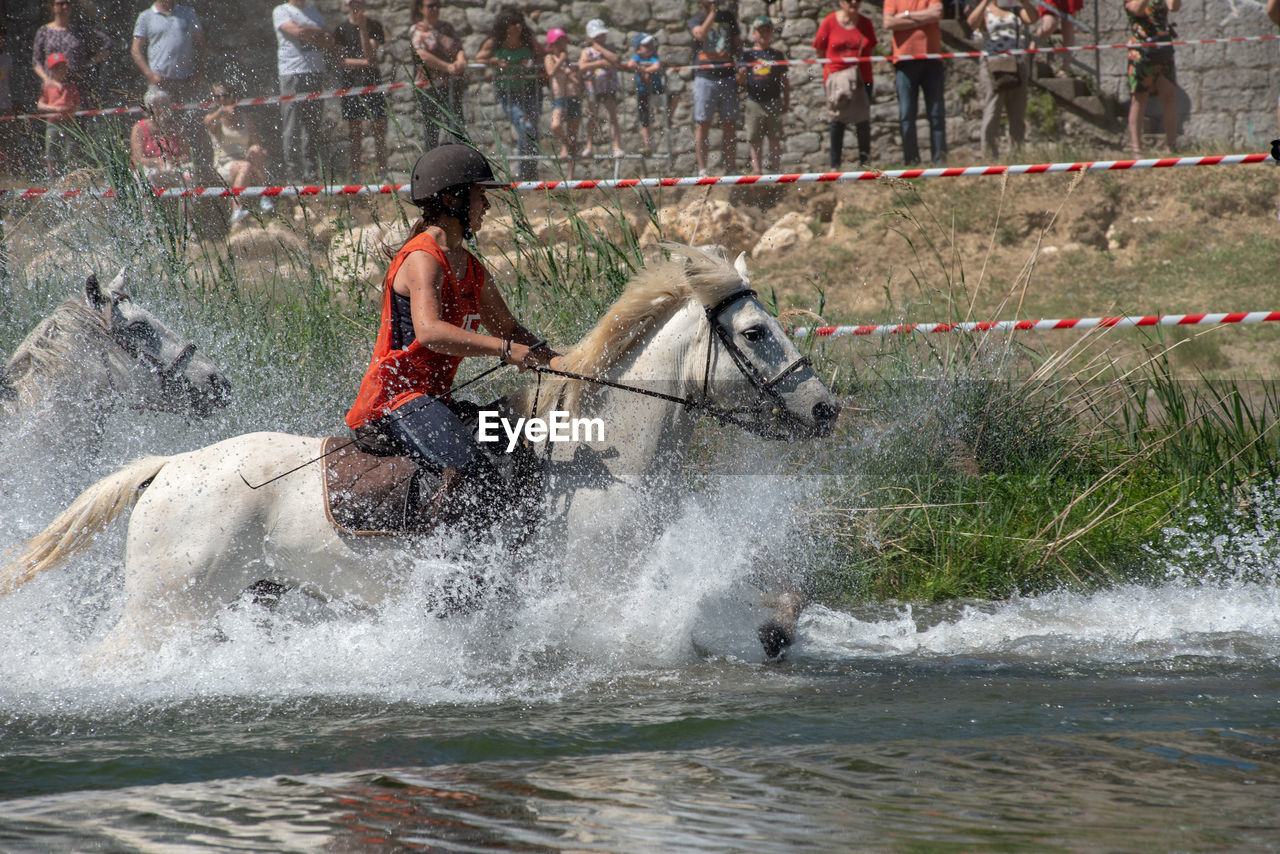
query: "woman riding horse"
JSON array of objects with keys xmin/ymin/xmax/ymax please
[{"xmin": 346, "ymin": 144, "xmax": 562, "ymax": 531}]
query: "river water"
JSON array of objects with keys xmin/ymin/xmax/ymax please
[
  {"xmin": 2, "ymin": 437, "xmax": 1279, "ymax": 851},
  {"xmin": 2, "ymin": 253, "xmax": 1279, "ymax": 850}
]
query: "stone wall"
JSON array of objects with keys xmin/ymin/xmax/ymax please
[
  {"xmin": 2, "ymin": 0, "xmax": 1277, "ymax": 180},
  {"xmin": 1088, "ymin": 0, "xmax": 1280, "ymax": 147}
]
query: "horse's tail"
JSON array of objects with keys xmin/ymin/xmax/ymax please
[{"xmin": 0, "ymin": 456, "xmax": 171, "ymax": 594}]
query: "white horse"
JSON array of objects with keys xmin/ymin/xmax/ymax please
[
  {"xmin": 1, "ymin": 247, "xmax": 838, "ymax": 658},
  {"xmin": 1, "ymin": 270, "xmax": 232, "ymax": 457}
]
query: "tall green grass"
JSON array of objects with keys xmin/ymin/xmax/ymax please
[{"xmin": 7, "ymin": 131, "xmax": 1280, "ymax": 604}]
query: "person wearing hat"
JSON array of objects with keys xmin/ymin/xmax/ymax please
[
  {"xmin": 36, "ymin": 52, "xmax": 81, "ymax": 179},
  {"xmin": 545, "ymin": 27, "xmax": 584, "ymax": 178},
  {"xmin": 346, "ymin": 144, "xmax": 561, "ymax": 531},
  {"xmin": 737, "ymin": 16, "xmax": 790, "ymax": 174},
  {"xmin": 627, "ymin": 33, "xmax": 666, "ymax": 154},
  {"xmin": 578, "ymin": 18, "xmax": 624, "ymax": 160}
]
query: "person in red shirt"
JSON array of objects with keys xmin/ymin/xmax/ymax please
[
  {"xmin": 883, "ymin": 0, "xmax": 946, "ymax": 165},
  {"xmin": 36, "ymin": 52, "xmax": 80, "ymax": 178},
  {"xmin": 347, "ymin": 144, "xmax": 562, "ymax": 534},
  {"xmin": 814, "ymin": 0, "xmax": 877, "ymax": 167}
]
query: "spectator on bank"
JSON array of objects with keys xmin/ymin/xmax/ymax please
[
  {"xmin": 545, "ymin": 28, "xmax": 583, "ymax": 178},
  {"xmin": 1125, "ymin": 0, "xmax": 1179, "ymax": 155},
  {"xmin": 204, "ymin": 83, "xmax": 272, "ymax": 224},
  {"xmin": 335, "ymin": 0, "xmax": 387, "ymax": 181},
  {"xmin": 476, "ymin": 6, "xmax": 542, "ymax": 181},
  {"xmin": 968, "ymin": 0, "xmax": 1036, "ymax": 158},
  {"xmin": 409, "ymin": 0, "xmax": 466, "ymax": 150},
  {"xmin": 0, "ymin": 27, "xmax": 13, "ymax": 176},
  {"xmin": 884, "ymin": 0, "xmax": 947, "ymax": 165},
  {"xmin": 1036, "ymin": 0, "xmax": 1081, "ymax": 78},
  {"xmin": 815, "ymin": 0, "xmax": 876, "ymax": 168},
  {"xmin": 130, "ymin": 86, "xmax": 192, "ymax": 186},
  {"xmin": 738, "ymin": 16, "xmax": 789, "ymax": 174},
  {"xmin": 628, "ymin": 33, "xmax": 666, "ymax": 154},
  {"xmin": 131, "ymin": 0, "xmax": 211, "ymax": 181},
  {"xmin": 273, "ymin": 0, "xmax": 334, "ymax": 182},
  {"xmin": 689, "ymin": 0, "xmax": 742, "ymax": 176},
  {"xmin": 33, "ymin": 0, "xmax": 111, "ymax": 108},
  {"xmin": 579, "ymin": 19, "xmax": 624, "ymax": 159},
  {"xmin": 37, "ymin": 53, "xmax": 80, "ymax": 179},
  {"xmin": 1270, "ymin": 0, "xmax": 1280, "ymax": 142}
]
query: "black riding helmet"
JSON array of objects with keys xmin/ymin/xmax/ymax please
[{"xmin": 410, "ymin": 144, "xmax": 505, "ymax": 206}]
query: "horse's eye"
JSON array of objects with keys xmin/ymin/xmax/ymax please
[{"xmin": 741, "ymin": 326, "xmax": 768, "ymax": 342}]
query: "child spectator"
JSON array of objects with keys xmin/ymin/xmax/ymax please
[
  {"xmin": 545, "ymin": 28, "xmax": 584, "ymax": 178},
  {"xmin": 579, "ymin": 19, "xmax": 624, "ymax": 159},
  {"xmin": 738, "ymin": 16, "xmax": 789, "ymax": 173},
  {"xmin": 814, "ymin": 0, "xmax": 877, "ymax": 167},
  {"xmin": 628, "ymin": 33, "xmax": 665, "ymax": 154},
  {"xmin": 37, "ymin": 53, "xmax": 80, "ymax": 179},
  {"xmin": 334, "ymin": 0, "xmax": 387, "ymax": 182}
]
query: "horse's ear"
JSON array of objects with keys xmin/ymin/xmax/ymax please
[
  {"xmin": 83, "ymin": 274, "xmax": 106, "ymax": 309},
  {"xmin": 106, "ymin": 268, "xmax": 129, "ymax": 301},
  {"xmin": 733, "ymin": 252, "xmax": 751, "ymax": 286}
]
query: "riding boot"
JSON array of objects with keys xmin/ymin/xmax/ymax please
[{"xmin": 414, "ymin": 461, "xmax": 505, "ymax": 542}]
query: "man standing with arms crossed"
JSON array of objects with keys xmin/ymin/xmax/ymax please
[
  {"xmin": 883, "ymin": 0, "xmax": 946, "ymax": 165},
  {"xmin": 131, "ymin": 0, "xmax": 212, "ymax": 181},
  {"xmin": 274, "ymin": 0, "xmax": 334, "ymax": 183}
]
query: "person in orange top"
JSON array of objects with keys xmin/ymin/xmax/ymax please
[
  {"xmin": 883, "ymin": 0, "xmax": 946, "ymax": 165},
  {"xmin": 346, "ymin": 144, "xmax": 561, "ymax": 530},
  {"xmin": 36, "ymin": 52, "xmax": 80, "ymax": 178}
]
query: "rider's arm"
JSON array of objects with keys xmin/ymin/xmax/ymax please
[{"xmin": 476, "ymin": 272, "xmax": 562, "ymax": 369}]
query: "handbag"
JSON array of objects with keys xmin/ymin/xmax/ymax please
[{"xmin": 987, "ymin": 55, "xmax": 1021, "ymax": 92}]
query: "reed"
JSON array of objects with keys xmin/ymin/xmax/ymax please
[{"xmin": 6, "ymin": 127, "xmax": 1279, "ymax": 605}]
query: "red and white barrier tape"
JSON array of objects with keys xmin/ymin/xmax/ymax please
[
  {"xmin": 3, "ymin": 33, "xmax": 1277, "ymax": 124},
  {"xmin": 673, "ymin": 33, "xmax": 1280, "ymax": 70},
  {"xmin": 792, "ymin": 311, "xmax": 1280, "ymax": 339},
  {"xmin": 509, "ymin": 152, "xmax": 1275, "ymax": 191},
  {"xmin": 1, "ymin": 151, "xmax": 1273, "ymax": 201}
]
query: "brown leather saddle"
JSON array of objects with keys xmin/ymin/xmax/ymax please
[{"xmin": 320, "ymin": 436, "xmax": 449, "ymax": 536}]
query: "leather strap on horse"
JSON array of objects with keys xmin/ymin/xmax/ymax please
[{"xmin": 533, "ymin": 289, "xmax": 814, "ymax": 438}]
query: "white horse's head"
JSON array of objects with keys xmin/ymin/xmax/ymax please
[
  {"xmin": 84, "ymin": 270, "xmax": 232, "ymax": 417},
  {"xmin": 538, "ymin": 245, "xmax": 840, "ymax": 440},
  {"xmin": 676, "ymin": 248, "xmax": 840, "ymax": 439}
]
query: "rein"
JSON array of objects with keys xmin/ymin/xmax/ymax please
[{"xmin": 533, "ymin": 290, "xmax": 813, "ymax": 436}]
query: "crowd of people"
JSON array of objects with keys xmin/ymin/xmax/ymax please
[{"xmin": 0, "ymin": 0, "xmax": 1275, "ymax": 190}]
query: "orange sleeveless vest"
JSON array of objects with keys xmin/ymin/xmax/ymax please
[{"xmin": 345, "ymin": 231, "xmax": 484, "ymax": 428}]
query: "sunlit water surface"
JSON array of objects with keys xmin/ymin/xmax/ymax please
[{"xmin": 2, "ymin": 270, "xmax": 1279, "ymax": 851}]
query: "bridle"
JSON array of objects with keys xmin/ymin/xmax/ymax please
[
  {"xmin": 106, "ymin": 303, "xmax": 200, "ymax": 387},
  {"xmin": 534, "ymin": 289, "xmax": 814, "ymax": 436}
]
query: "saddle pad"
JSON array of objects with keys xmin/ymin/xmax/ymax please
[{"xmin": 321, "ymin": 437, "xmax": 433, "ymax": 536}]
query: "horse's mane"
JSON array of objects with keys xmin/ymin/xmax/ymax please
[
  {"xmin": 1, "ymin": 298, "xmax": 112, "ymax": 410},
  {"xmin": 530, "ymin": 244, "xmax": 748, "ymax": 418}
]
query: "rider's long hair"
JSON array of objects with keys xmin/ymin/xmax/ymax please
[{"xmin": 385, "ymin": 184, "xmax": 469, "ymax": 258}]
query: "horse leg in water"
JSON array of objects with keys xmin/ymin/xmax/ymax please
[{"xmin": 757, "ymin": 587, "xmax": 806, "ymax": 661}]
